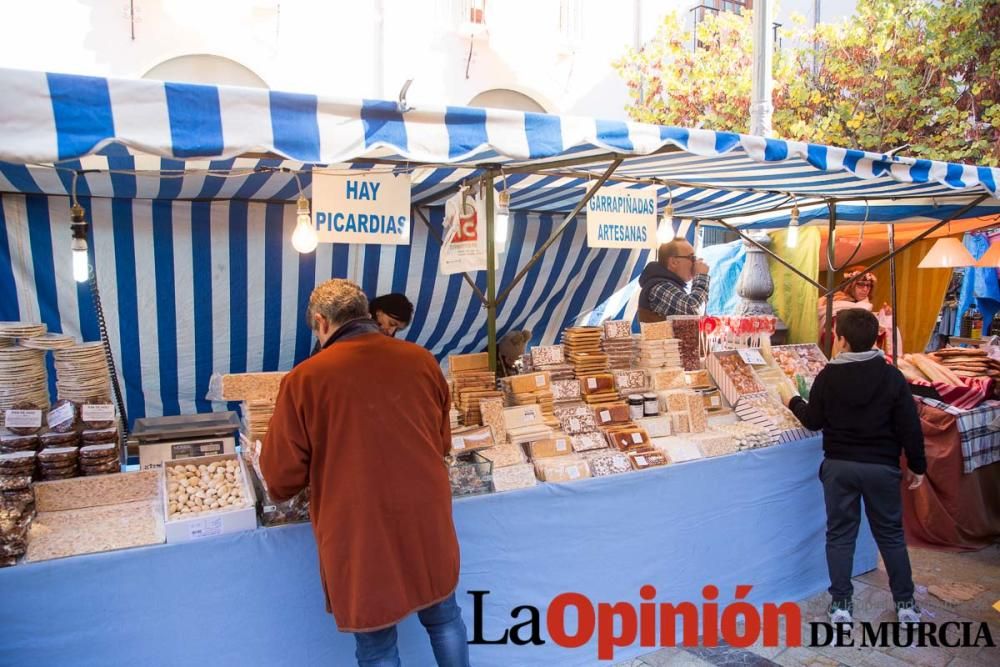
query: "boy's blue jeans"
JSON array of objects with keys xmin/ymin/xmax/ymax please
[
  {"xmin": 353, "ymin": 592, "xmax": 470, "ymax": 667},
  {"xmin": 820, "ymin": 458, "xmax": 915, "ymax": 605}
]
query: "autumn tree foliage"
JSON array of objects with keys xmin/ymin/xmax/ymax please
[{"xmin": 614, "ymin": 0, "xmax": 999, "ymax": 166}]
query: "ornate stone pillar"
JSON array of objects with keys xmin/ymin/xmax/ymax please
[{"xmin": 736, "ymin": 232, "xmax": 789, "ymax": 343}]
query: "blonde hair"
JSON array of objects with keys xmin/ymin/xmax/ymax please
[{"xmin": 307, "ymin": 279, "xmax": 369, "ymax": 329}]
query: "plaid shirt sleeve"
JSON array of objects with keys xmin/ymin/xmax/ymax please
[{"xmin": 647, "ymin": 274, "xmax": 710, "ymax": 317}]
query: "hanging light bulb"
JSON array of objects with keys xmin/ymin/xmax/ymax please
[
  {"xmin": 917, "ymin": 237, "xmax": 976, "ymax": 269},
  {"xmin": 657, "ymin": 204, "xmax": 675, "ymax": 244},
  {"xmin": 494, "ymin": 189, "xmax": 510, "ymax": 253},
  {"xmin": 291, "ymin": 195, "xmax": 318, "ymax": 254},
  {"xmin": 786, "ymin": 203, "xmax": 800, "ymax": 249},
  {"xmin": 70, "ymin": 203, "xmax": 89, "ymax": 283}
]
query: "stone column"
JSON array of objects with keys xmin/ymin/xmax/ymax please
[{"xmin": 736, "ymin": 232, "xmax": 788, "ymax": 343}]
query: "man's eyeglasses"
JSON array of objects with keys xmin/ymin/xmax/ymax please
[{"xmin": 675, "ymin": 254, "xmax": 697, "ymax": 262}]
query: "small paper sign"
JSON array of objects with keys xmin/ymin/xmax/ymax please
[
  {"xmin": 535, "ymin": 375, "xmax": 546, "ymax": 387},
  {"xmin": 556, "ymin": 439, "xmax": 567, "ymax": 451},
  {"xmin": 567, "ymin": 466, "xmax": 581, "ymax": 479},
  {"xmin": 738, "ymin": 349, "xmax": 767, "ymax": 366},
  {"xmin": 635, "ymin": 456, "xmax": 648, "ymax": 466},
  {"xmin": 47, "ymin": 402, "xmax": 75, "ymax": 427},
  {"xmin": 600, "ymin": 410, "xmax": 611, "ymax": 423},
  {"xmin": 188, "ymin": 517, "xmax": 224, "ymax": 540},
  {"xmin": 82, "ymin": 404, "xmax": 115, "ymax": 422},
  {"xmin": 631, "ymin": 432, "xmax": 644, "ymax": 444},
  {"xmin": 587, "ymin": 378, "xmax": 598, "ymax": 390},
  {"xmin": 313, "ymin": 172, "xmax": 411, "ymax": 245},
  {"xmin": 4, "ymin": 409, "xmax": 41, "ymax": 429}
]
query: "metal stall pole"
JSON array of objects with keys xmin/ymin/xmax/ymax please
[
  {"xmin": 888, "ymin": 223, "xmax": 898, "ymax": 365},
  {"xmin": 484, "ymin": 171, "xmax": 498, "ymax": 372},
  {"xmin": 824, "ymin": 201, "xmax": 837, "ymax": 358}
]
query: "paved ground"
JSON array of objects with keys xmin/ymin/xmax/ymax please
[{"xmin": 615, "ymin": 544, "xmax": 1000, "ymax": 666}]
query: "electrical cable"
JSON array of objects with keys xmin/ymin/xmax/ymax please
[
  {"xmin": 828, "ymin": 200, "xmax": 870, "ymax": 273},
  {"xmin": 70, "ymin": 171, "xmax": 130, "ymax": 444}
]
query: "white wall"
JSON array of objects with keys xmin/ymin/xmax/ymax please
[{"xmin": 0, "ymin": 0, "xmax": 856, "ymax": 118}]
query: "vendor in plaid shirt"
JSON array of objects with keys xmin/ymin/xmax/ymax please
[{"xmin": 637, "ymin": 240, "xmax": 711, "ymax": 322}]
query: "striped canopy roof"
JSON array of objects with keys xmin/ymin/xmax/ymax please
[{"xmin": 1, "ymin": 67, "xmax": 998, "ymax": 226}]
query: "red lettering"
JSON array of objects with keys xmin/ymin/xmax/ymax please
[
  {"xmin": 547, "ymin": 593, "xmax": 595, "ymax": 648},
  {"xmin": 764, "ymin": 602, "xmax": 802, "ymax": 647},
  {"xmin": 660, "ymin": 603, "xmax": 699, "ymax": 647},
  {"xmin": 640, "ymin": 586, "xmax": 657, "ymax": 647},
  {"xmin": 702, "ymin": 585, "xmax": 719, "ymax": 647},
  {"xmin": 597, "ymin": 603, "xmax": 638, "ymax": 660}
]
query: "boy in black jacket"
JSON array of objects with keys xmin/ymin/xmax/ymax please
[{"xmin": 785, "ymin": 308, "xmax": 926, "ymax": 624}]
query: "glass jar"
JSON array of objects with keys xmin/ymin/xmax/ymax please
[{"xmin": 627, "ymin": 395, "xmax": 645, "ymax": 421}]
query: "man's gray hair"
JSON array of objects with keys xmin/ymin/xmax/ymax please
[
  {"xmin": 307, "ymin": 279, "xmax": 369, "ymax": 329},
  {"xmin": 658, "ymin": 239, "xmax": 690, "ymax": 264}
]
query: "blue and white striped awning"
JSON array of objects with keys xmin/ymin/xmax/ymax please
[
  {"xmin": 2, "ymin": 68, "xmax": 999, "ymax": 424},
  {"xmin": 1, "ymin": 67, "xmax": 998, "ymax": 224}
]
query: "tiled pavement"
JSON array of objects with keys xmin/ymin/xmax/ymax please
[{"xmin": 614, "ymin": 545, "xmax": 1000, "ymax": 667}]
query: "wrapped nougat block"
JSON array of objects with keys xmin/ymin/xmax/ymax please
[{"xmin": 491, "ymin": 463, "xmax": 538, "ymax": 492}]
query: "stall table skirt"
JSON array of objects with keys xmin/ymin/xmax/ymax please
[{"xmin": 0, "ymin": 436, "xmax": 878, "ymax": 667}]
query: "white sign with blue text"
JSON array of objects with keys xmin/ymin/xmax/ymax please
[
  {"xmin": 312, "ymin": 172, "xmax": 411, "ymax": 245},
  {"xmin": 586, "ymin": 185, "xmax": 658, "ymax": 249}
]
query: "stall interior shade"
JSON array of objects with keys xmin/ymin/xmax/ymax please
[{"xmin": 0, "ymin": 193, "xmax": 671, "ymax": 425}]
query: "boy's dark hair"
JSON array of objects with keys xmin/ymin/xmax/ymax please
[
  {"xmin": 835, "ymin": 308, "xmax": 879, "ymax": 352},
  {"xmin": 369, "ymin": 293, "xmax": 414, "ymax": 325}
]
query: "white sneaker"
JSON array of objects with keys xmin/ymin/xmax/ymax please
[
  {"xmin": 828, "ymin": 601, "xmax": 853, "ymax": 624},
  {"xmin": 897, "ymin": 603, "xmax": 921, "ymax": 623},
  {"xmin": 830, "ymin": 608, "xmax": 853, "ymax": 624}
]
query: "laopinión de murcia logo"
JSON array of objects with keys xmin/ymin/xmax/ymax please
[{"xmin": 467, "ymin": 586, "xmax": 997, "ymax": 661}]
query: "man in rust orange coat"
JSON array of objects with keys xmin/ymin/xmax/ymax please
[{"xmin": 261, "ymin": 279, "xmax": 469, "ymax": 667}]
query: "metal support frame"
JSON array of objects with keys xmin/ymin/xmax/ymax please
[
  {"xmin": 496, "ymin": 158, "xmax": 624, "ymax": 306},
  {"xmin": 888, "ymin": 223, "xmax": 898, "ymax": 365},
  {"xmin": 484, "ymin": 171, "xmax": 498, "ymax": 372},
  {"xmin": 712, "ymin": 217, "xmax": 826, "ymax": 291},
  {"xmin": 413, "ymin": 206, "xmax": 488, "ymax": 305},
  {"xmin": 824, "ymin": 201, "xmax": 837, "ymax": 357},
  {"xmin": 828, "ymin": 195, "xmax": 989, "ymax": 297}
]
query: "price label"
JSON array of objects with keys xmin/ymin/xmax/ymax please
[
  {"xmin": 635, "ymin": 456, "xmax": 647, "ymax": 466},
  {"xmin": 4, "ymin": 410, "xmax": 41, "ymax": 429},
  {"xmin": 555, "ymin": 439, "xmax": 567, "ymax": 451},
  {"xmin": 600, "ymin": 410, "xmax": 611, "ymax": 423},
  {"xmin": 187, "ymin": 517, "xmax": 224, "ymax": 540},
  {"xmin": 535, "ymin": 375, "xmax": 546, "ymax": 387},
  {"xmin": 451, "ymin": 437, "xmax": 466, "ymax": 451},
  {"xmin": 82, "ymin": 404, "xmax": 115, "ymax": 422},
  {"xmin": 567, "ymin": 466, "xmax": 580, "ymax": 479},
  {"xmin": 738, "ymin": 348, "xmax": 767, "ymax": 366},
  {"xmin": 587, "ymin": 378, "xmax": 598, "ymax": 390},
  {"xmin": 47, "ymin": 402, "xmax": 75, "ymax": 426},
  {"xmin": 685, "ymin": 374, "xmax": 693, "ymax": 385},
  {"xmin": 631, "ymin": 432, "xmax": 644, "ymax": 444}
]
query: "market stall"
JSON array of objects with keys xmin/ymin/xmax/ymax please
[
  {"xmin": 1, "ymin": 435, "xmax": 877, "ymax": 667},
  {"xmin": 1, "ymin": 68, "xmax": 1000, "ymax": 665}
]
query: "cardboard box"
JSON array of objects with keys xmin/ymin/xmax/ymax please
[
  {"xmin": 161, "ymin": 453, "xmax": 257, "ymax": 544},
  {"xmin": 449, "ymin": 353, "xmax": 491, "ymax": 373},
  {"xmin": 525, "ymin": 435, "xmax": 572, "ymax": 459},
  {"xmin": 508, "ymin": 372, "xmax": 551, "ymax": 395},
  {"xmin": 503, "ymin": 405, "xmax": 544, "ymax": 430},
  {"xmin": 506, "ymin": 426, "xmax": 554, "ymax": 446},
  {"xmin": 534, "ymin": 457, "xmax": 591, "ymax": 483},
  {"xmin": 451, "ymin": 426, "xmax": 495, "ymax": 453}
]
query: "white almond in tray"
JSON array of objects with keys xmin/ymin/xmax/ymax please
[{"xmin": 165, "ymin": 457, "xmax": 249, "ymax": 519}]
